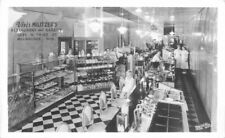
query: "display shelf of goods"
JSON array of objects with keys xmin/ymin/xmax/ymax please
[
  {"xmin": 75, "ymin": 58, "xmax": 115, "ymax": 92},
  {"xmin": 77, "ymin": 64, "xmax": 113, "ymax": 70},
  {"xmin": 35, "ymin": 81, "xmax": 58, "ymax": 91},
  {"xmin": 35, "ymin": 87, "xmax": 60, "ymax": 101},
  {"xmin": 34, "ymin": 65, "xmax": 66, "ymax": 78},
  {"xmin": 34, "ymin": 65, "xmax": 67, "ymax": 88},
  {"xmin": 77, "ymin": 82, "xmax": 112, "ymax": 92},
  {"xmin": 33, "ymin": 65, "xmax": 69, "ymax": 103}
]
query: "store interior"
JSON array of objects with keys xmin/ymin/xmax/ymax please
[{"xmin": 8, "ymin": 7, "xmax": 217, "ymax": 132}]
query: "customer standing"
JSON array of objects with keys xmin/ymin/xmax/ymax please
[
  {"xmin": 181, "ymin": 46, "xmax": 189, "ymax": 74},
  {"xmin": 174, "ymin": 44, "xmax": 182, "ymax": 69}
]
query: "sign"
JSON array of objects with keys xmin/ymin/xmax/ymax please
[{"xmin": 10, "ymin": 21, "xmax": 62, "ymax": 41}]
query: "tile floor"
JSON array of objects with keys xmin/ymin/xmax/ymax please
[
  {"xmin": 17, "ymin": 91, "xmax": 115, "ymax": 132},
  {"xmin": 15, "ymin": 69, "xmax": 209, "ymax": 132}
]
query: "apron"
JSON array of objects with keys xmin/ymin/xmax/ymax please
[
  {"xmin": 174, "ymin": 49, "xmax": 182, "ymax": 68},
  {"xmin": 181, "ymin": 50, "xmax": 189, "ymax": 69}
]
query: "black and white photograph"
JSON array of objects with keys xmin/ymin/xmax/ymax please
[{"xmin": 1, "ymin": 0, "xmax": 225, "ymax": 137}]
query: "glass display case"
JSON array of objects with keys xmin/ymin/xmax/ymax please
[
  {"xmin": 16, "ymin": 58, "xmax": 76, "ymax": 112},
  {"xmin": 8, "ymin": 72, "xmax": 34, "ymax": 130}
]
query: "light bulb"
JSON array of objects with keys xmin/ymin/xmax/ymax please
[
  {"xmin": 89, "ymin": 19, "xmax": 101, "ymax": 32},
  {"xmin": 117, "ymin": 26, "xmax": 127, "ymax": 34},
  {"xmin": 135, "ymin": 29, "xmax": 142, "ymax": 35},
  {"xmin": 170, "ymin": 15, "xmax": 175, "ymax": 21}
]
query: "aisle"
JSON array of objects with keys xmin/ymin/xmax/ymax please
[
  {"xmin": 175, "ymin": 69, "xmax": 210, "ymax": 132},
  {"xmin": 16, "ymin": 91, "xmax": 114, "ymax": 132}
]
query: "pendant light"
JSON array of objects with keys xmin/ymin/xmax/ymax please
[
  {"xmin": 135, "ymin": 14, "xmax": 142, "ymax": 36},
  {"xmin": 117, "ymin": 8, "xmax": 127, "ymax": 34},
  {"xmin": 89, "ymin": 7, "xmax": 101, "ymax": 32}
]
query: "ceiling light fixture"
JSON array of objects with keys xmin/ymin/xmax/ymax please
[
  {"xmin": 150, "ymin": 17, "xmax": 154, "ymax": 23},
  {"xmin": 135, "ymin": 29, "xmax": 142, "ymax": 35},
  {"xmin": 89, "ymin": 19, "xmax": 101, "ymax": 32},
  {"xmin": 170, "ymin": 15, "xmax": 175, "ymax": 21},
  {"xmin": 136, "ymin": 14, "xmax": 141, "ymax": 36},
  {"xmin": 89, "ymin": 7, "xmax": 101, "ymax": 32},
  {"xmin": 117, "ymin": 8, "xmax": 127, "ymax": 34}
]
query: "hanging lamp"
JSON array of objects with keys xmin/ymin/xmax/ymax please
[
  {"xmin": 117, "ymin": 8, "xmax": 127, "ymax": 34},
  {"xmin": 89, "ymin": 7, "xmax": 101, "ymax": 32},
  {"xmin": 135, "ymin": 14, "xmax": 142, "ymax": 36}
]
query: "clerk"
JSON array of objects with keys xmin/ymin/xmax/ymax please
[
  {"xmin": 151, "ymin": 51, "xmax": 162, "ymax": 62},
  {"xmin": 151, "ymin": 51, "xmax": 162, "ymax": 69},
  {"xmin": 120, "ymin": 70, "xmax": 136, "ymax": 99}
]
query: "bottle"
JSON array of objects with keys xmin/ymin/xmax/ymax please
[{"xmin": 139, "ymin": 84, "xmax": 145, "ymax": 100}]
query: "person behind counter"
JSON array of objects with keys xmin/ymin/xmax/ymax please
[
  {"xmin": 174, "ymin": 44, "xmax": 182, "ymax": 69},
  {"xmin": 181, "ymin": 46, "xmax": 189, "ymax": 74},
  {"xmin": 151, "ymin": 51, "xmax": 162, "ymax": 62},
  {"xmin": 151, "ymin": 51, "xmax": 162, "ymax": 69},
  {"xmin": 120, "ymin": 70, "xmax": 136, "ymax": 99}
]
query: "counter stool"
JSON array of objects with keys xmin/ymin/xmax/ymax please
[
  {"xmin": 99, "ymin": 91, "xmax": 119, "ymax": 122},
  {"xmin": 81, "ymin": 104, "xmax": 106, "ymax": 132}
]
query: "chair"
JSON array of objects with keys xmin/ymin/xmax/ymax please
[
  {"xmin": 82, "ymin": 104, "xmax": 94, "ymax": 131},
  {"xmin": 56, "ymin": 122, "xmax": 71, "ymax": 132},
  {"xmin": 81, "ymin": 104, "xmax": 106, "ymax": 132},
  {"xmin": 99, "ymin": 91, "xmax": 119, "ymax": 122}
]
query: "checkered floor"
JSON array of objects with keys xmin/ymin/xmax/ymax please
[{"xmin": 17, "ymin": 91, "xmax": 117, "ymax": 132}]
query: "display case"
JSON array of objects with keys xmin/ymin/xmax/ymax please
[
  {"xmin": 8, "ymin": 72, "xmax": 35, "ymax": 130},
  {"xmin": 33, "ymin": 64, "xmax": 67, "ymax": 102},
  {"xmin": 18, "ymin": 57, "xmax": 76, "ymax": 101},
  {"xmin": 75, "ymin": 56, "xmax": 115, "ymax": 93}
]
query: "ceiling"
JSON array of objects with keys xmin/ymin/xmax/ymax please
[{"xmin": 13, "ymin": 7, "xmax": 203, "ymax": 33}]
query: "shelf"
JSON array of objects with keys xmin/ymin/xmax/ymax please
[
  {"xmin": 34, "ymin": 77, "xmax": 57, "ymax": 86},
  {"xmin": 34, "ymin": 66, "xmax": 66, "ymax": 78},
  {"xmin": 35, "ymin": 83, "xmax": 58, "ymax": 91},
  {"xmin": 77, "ymin": 73, "xmax": 114, "ymax": 78},
  {"xmin": 75, "ymin": 79, "xmax": 113, "ymax": 85},
  {"xmin": 77, "ymin": 61, "xmax": 114, "ymax": 65},
  {"xmin": 77, "ymin": 66, "xmax": 114, "ymax": 71},
  {"xmin": 77, "ymin": 87, "xmax": 110, "ymax": 94}
]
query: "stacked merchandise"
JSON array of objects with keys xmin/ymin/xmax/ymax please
[
  {"xmin": 76, "ymin": 57, "xmax": 115, "ymax": 92},
  {"xmin": 34, "ymin": 66, "xmax": 67, "ymax": 102}
]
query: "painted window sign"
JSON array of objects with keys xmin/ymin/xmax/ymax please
[{"xmin": 10, "ymin": 21, "xmax": 61, "ymax": 41}]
